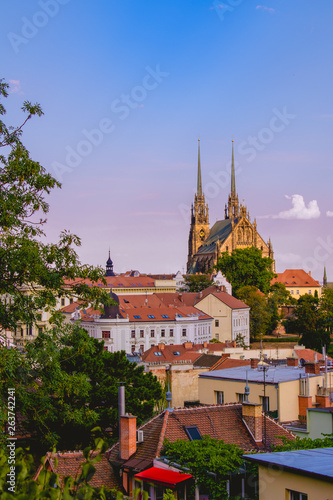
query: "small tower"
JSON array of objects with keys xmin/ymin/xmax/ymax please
[
  {"xmin": 105, "ymin": 250, "xmax": 115, "ymax": 277},
  {"xmin": 187, "ymin": 140, "xmax": 209, "ymax": 271},
  {"xmin": 225, "ymin": 141, "xmax": 240, "ymax": 220},
  {"xmin": 323, "ymin": 266, "xmax": 328, "ymax": 288}
]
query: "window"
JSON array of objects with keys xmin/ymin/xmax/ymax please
[
  {"xmin": 237, "ymin": 393, "xmax": 245, "ymax": 403},
  {"xmin": 308, "ymin": 290, "xmax": 312, "ymax": 294},
  {"xmin": 70, "ymin": 298, "xmax": 74, "ymax": 304},
  {"xmin": 169, "ymin": 329, "xmax": 174, "ymax": 337},
  {"xmin": 173, "ymin": 351, "xmax": 180, "ymax": 356},
  {"xmin": 61, "ymin": 298, "xmax": 65, "ymax": 307},
  {"xmin": 290, "ymin": 290, "xmax": 294, "ymax": 294},
  {"xmin": 140, "ymin": 330, "xmax": 144, "ymax": 338},
  {"xmin": 288, "ymin": 490, "xmax": 308, "ymax": 500},
  {"xmin": 215, "ymin": 391, "xmax": 224, "ymax": 404},
  {"xmin": 182, "ymin": 328, "xmax": 187, "ymax": 337},
  {"xmin": 148, "ymin": 315, "xmax": 155, "ymax": 319},
  {"xmin": 161, "ymin": 329, "xmax": 165, "ymax": 337},
  {"xmin": 162, "ymin": 314, "xmax": 169, "ymax": 318},
  {"xmin": 296, "ymin": 290, "xmax": 299, "ymax": 295},
  {"xmin": 131, "ymin": 345, "xmax": 136, "ymax": 353},
  {"xmin": 21, "ymin": 328, "xmax": 23, "ymax": 337},
  {"xmin": 38, "ymin": 327, "xmax": 43, "ymax": 335},
  {"xmin": 215, "ymin": 320, "xmax": 219, "ymax": 327},
  {"xmin": 104, "ymin": 346, "xmax": 108, "ymax": 351},
  {"xmin": 140, "ymin": 345, "xmax": 144, "ymax": 353},
  {"xmin": 260, "ymin": 396, "xmax": 270, "ymax": 412},
  {"xmin": 154, "ymin": 352, "xmax": 162, "ymax": 357},
  {"xmin": 185, "ymin": 426, "xmax": 202, "ymax": 441},
  {"xmin": 102, "ymin": 331, "xmax": 110, "ymax": 339},
  {"xmin": 216, "ymin": 334, "xmax": 219, "ymax": 340},
  {"xmin": 150, "ymin": 330, "xmax": 155, "ymax": 337},
  {"xmin": 134, "ymin": 315, "xmax": 141, "ymax": 319},
  {"xmin": 131, "ymin": 330, "xmax": 135, "ymax": 338}
]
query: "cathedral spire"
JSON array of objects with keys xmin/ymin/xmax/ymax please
[
  {"xmin": 197, "ymin": 139, "xmax": 202, "ymax": 196},
  {"xmin": 231, "ymin": 140, "xmax": 236, "ymax": 197},
  {"xmin": 323, "ymin": 266, "xmax": 327, "ymax": 288}
]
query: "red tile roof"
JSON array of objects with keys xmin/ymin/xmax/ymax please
[
  {"xmin": 155, "ymin": 288, "xmax": 249, "ymax": 310},
  {"xmin": 271, "ymin": 269, "xmax": 320, "ymax": 287},
  {"xmin": 108, "ymin": 405, "xmax": 295, "ymax": 473},
  {"xmin": 209, "ymin": 357, "xmax": 251, "ymax": 371},
  {"xmin": 35, "ymin": 451, "xmax": 120, "ymax": 490},
  {"xmin": 294, "ymin": 348, "xmax": 333, "ymax": 363},
  {"xmin": 141, "ymin": 342, "xmax": 235, "ymax": 363},
  {"xmin": 63, "ymin": 276, "xmax": 158, "ymax": 289}
]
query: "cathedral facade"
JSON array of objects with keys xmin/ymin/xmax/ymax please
[{"xmin": 187, "ymin": 140, "xmax": 274, "ymax": 273}]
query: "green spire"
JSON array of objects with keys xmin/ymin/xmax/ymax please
[
  {"xmin": 231, "ymin": 140, "xmax": 235, "ymax": 196},
  {"xmin": 197, "ymin": 139, "xmax": 202, "ymax": 196}
]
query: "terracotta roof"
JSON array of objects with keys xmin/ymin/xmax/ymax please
[
  {"xmin": 271, "ymin": 269, "xmax": 320, "ymax": 287},
  {"xmin": 192, "ymin": 354, "xmax": 222, "ymax": 368},
  {"xmin": 108, "ymin": 405, "xmax": 295, "ymax": 473},
  {"xmin": 63, "ymin": 276, "xmax": 158, "ymax": 288},
  {"xmin": 35, "ymin": 451, "xmax": 120, "ymax": 490},
  {"xmin": 141, "ymin": 342, "xmax": 235, "ymax": 363},
  {"xmin": 294, "ymin": 348, "xmax": 333, "ymax": 363},
  {"xmin": 155, "ymin": 289, "xmax": 249, "ymax": 310}
]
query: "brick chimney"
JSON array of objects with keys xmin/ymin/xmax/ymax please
[
  {"xmin": 250, "ymin": 358, "xmax": 259, "ymax": 369},
  {"xmin": 242, "ymin": 403, "xmax": 262, "ymax": 442},
  {"xmin": 120, "ymin": 415, "xmax": 137, "ymax": 460},
  {"xmin": 184, "ymin": 342, "xmax": 193, "ymax": 349},
  {"xmin": 305, "ymin": 362, "xmax": 320, "ymax": 375},
  {"xmin": 158, "ymin": 343, "xmax": 165, "ymax": 350},
  {"xmin": 287, "ymin": 357, "xmax": 298, "ymax": 367},
  {"xmin": 315, "ymin": 395, "xmax": 330, "ymax": 408},
  {"xmin": 298, "ymin": 396, "xmax": 312, "ymax": 421}
]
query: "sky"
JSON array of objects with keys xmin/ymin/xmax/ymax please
[{"xmin": 1, "ymin": 0, "xmax": 333, "ymax": 281}]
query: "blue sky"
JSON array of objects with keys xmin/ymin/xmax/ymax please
[{"xmin": 1, "ymin": 0, "xmax": 333, "ymax": 281}]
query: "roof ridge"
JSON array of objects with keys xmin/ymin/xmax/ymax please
[{"xmin": 156, "ymin": 411, "xmax": 169, "ymax": 457}]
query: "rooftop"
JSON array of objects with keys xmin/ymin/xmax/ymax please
[
  {"xmin": 200, "ymin": 365, "xmax": 321, "ymax": 384},
  {"xmin": 271, "ymin": 269, "xmax": 320, "ymax": 288},
  {"xmin": 245, "ymin": 447, "xmax": 333, "ymax": 482}
]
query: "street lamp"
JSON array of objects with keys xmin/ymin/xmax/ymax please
[{"xmin": 257, "ymin": 358, "xmax": 269, "ymax": 449}]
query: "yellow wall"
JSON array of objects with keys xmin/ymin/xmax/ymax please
[
  {"xmin": 257, "ymin": 465, "xmax": 333, "ymax": 500},
  {"xmin": 195, "ymin": 294, "xmax": 232, "ymax": 342},
  {"xmin": 286, "ymin": 285, "xmax": 321, "ymax": 299}
]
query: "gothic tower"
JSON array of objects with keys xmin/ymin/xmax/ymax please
[
  {"xmin": 105, "ymin": 250, "xmax": 116, "ymax": 277},
  {"xmin": 225, "ymin": 140, "xmax": 240, "ymax": 219},
  {"xmin": 186, "ymin": 140, "xmax": 209, "ymax": 271}
]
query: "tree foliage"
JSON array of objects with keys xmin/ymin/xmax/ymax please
[
  {"xmin": 182, "ymin": 274, "xmax": 214, "ymax": 292},
  {"xmin": 272, "ymin": 433, "xmax": 333, "ymax": 452},
  {"xmin": 215, "ymin": 247, "xmax": 275, "ymax": 295},
  {"xmin": 0, "ymin": 322, "xmax": 162, "ymax": 454},
  {"xmin": 0, "ymin": 78, "xmax": 110, "ymax": 333},
  {"xmin": 163, "ymin": 436, "xmax": 244, "ymax": 500},
  {"xmin": 236, "ymin": 286, "xmax": 270, "ymax": 341}
]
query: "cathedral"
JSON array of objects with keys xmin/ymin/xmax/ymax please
[{"xmin": 187, "ymin": 140, "xmax": 274, "ymax": 273}]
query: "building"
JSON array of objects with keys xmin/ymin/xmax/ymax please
[
  {"xmin": 198, "ymin": 359, "xmax": 333, "ymax": 422},
  {"xmin": 61, "ymin": 292, "xmax": 213, "ymax": 354},
  {"xmin": 187, "ymin": 140, "xmax": 274, "ymax": 273},
  {"xmin": 109, "ymin": 402, "xmax": 295, "ymax": 499},
  {"xmin": 271, "ymin": 269, "xmax": 321, "ymax": 299},
  {"xmin": 287, "ymin": 407, "xmax": 333, "ymax": 440},
  {"xmin": 245, "ymin": 448, "xmax": 333, "ymax": 500}
]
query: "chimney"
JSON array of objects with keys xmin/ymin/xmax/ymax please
[
  {"xmin": 158, "ymin": 343, "xmax": 165, "ymax": 350},
  {"xmin": 184, "ymin": 342, "xmax": 193, "ymax": 349},
  {"xmin": 242, "ymin": 403, "xmax": 262, "ymax": 442},
  {"xmin": 120, "ymin": 415, "xmax": 137, "ymax": 460},
  {"xmin": 250, "ymin": 358, "xmax": 259, "ymax": 369},
  {"xmin": 305, "ymin": 362, "xmax": 320, "ymax": 375},
  {"xmin": 203, "ymin": 342, "xmax": 207, "ymax": 348},
  {"xmin": 309, "ymin": 270, "xmax": 311, "ymax": 277},
  {"xmin": 298, "ymin": 395, "xmax": 312, "ymax": 421},
  {"xmin": 287, "ymin": 357, "xmax": 298, "ymax": 367}
]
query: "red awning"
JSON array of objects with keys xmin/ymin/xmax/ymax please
[{"xmin": 135, "ymin": 467, "xmax": 193, "ymax": 487}]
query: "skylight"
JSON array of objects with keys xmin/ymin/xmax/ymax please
[
  {"xmin": 161, "ymin": 315, "xmax": 169, "ymax": 318},
  {"xmin": 133, "ymin": 315, "xmax": 141, "ymax": 319},
  {"xmin": 148, "ymin": 315, "xmax": 155, "ymax": 319},
  {"xmin": 185, "ymin": 426, "xmax": 202, "ymax": 441},
  {"xmin": 173, "ymin": 351, "xmax": 180, "ymax": 356}
]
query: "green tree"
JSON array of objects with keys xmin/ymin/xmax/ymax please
[
  {"xmin": 0, "ymin": 321, "xmax": 162, "ymax": 454},
  {"xmin": 163, "ymin": 436, "xmax": 244, "ymax": 500},
  {"xmin": 181, "ymin": 274, "xmax": 214, "ymax": 292},
  {"xmin": 237, "ymin": 286, "xmax": 270, "ymax": 341},
  {"xmin": 292, "ymin": 295, "xmax": 330, "ymax": 351},
  {"xmin": 0, "ymin": 78, "xmax": 110, "ymax": 335},
  {"xmin": 272, "ymin": 434, "xmax": 333, "ymax": 452},
  {"xmin": 266, "ymin": 283, "xmax": 294, "ymax": 335},
  {"xmin": 215, "ymin": 247, "xmax": 275, "ymax": 295}
]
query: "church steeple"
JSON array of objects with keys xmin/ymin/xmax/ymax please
[
  {"xmin": 105, "ymin": 250, "xmax": 116, "ymax": 277},
  {"xmin": 197, "ymin": 139, "xmax": 202, "ymax": 196},
  {"xmin": 225, "ymin": 141, "xmax": 240, "ymax": 219},
  {"xmin": 323, "ymin": 266, "xmax": 328, "ymax": 288},
  {"xmin": 186, "ymin": 140, "xmax": 209, "ymax": 272}
]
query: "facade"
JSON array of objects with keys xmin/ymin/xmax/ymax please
[
  {"xmin": 187, "ymin": 141, "xmax": 274, "ymax": 273},
  {"xmin": 287, "ymin": 407, "xmax": 333, "ymax": 440},
  {"xmin": 62, "ymin": 293, "xmax": 213, "ymax": 354},
  {"xmin": 271, "ymin": 269, "xmax": 321, "ymax": 299},
  {"xmin": 198, "ymin": 360, "xmax": 333, "ymax": 422},
  {"xmin": 245, "ymin": 448, "xmax": 333, "ymax": 500}
]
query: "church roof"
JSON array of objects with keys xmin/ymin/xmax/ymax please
[{"xmin": 195, "ymin": 218, "xmax": 238, "ymax": 255}]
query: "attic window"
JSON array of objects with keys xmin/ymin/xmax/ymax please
[
  {"xmin": 162, "ymin": 315, "xmax": 169, "ymax": 318},
  {"xmin": 148, "ymin": 315, "xmax": 155, "ymax": 319},
  {"xmin": 134, "ymin": 315, "xmax": 141, "ymax": 319},
  {"xmin": 173, "ymin": 351, "xmax": 180, "ymax": 356},
  {"xmin": 176, "ymin": 314, "xmax": 183, "ymax": 318},
  {"xmin": 185, "ymin": 426, "xmax": 202, "ymax": 441},
  {"xmin": 154, "ymin": 352, "xmax": 162, "ymax": 356},
  {"xmin": 124, "ymin": 299, "xmax": 130, "ymax": 303}
]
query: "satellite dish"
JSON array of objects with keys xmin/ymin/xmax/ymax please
[{"xmin": 299, "ymin": 358, "xmax": 305, "ymax": 367}]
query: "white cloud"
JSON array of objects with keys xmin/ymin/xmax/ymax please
[
  {"xmin": 327, "ymin": 211, "xmax": 333, "ymax": 217},
  {"xmin": 9, "ymin": 80, "xmax": 21, "ymax": 94},
  {"xmin": 256, "ymin": 5, "xmax": 275, "ymax": 13},
  {"xmin": 262, "ymin": 194, "xmax": 321, "ymax": 220}
]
